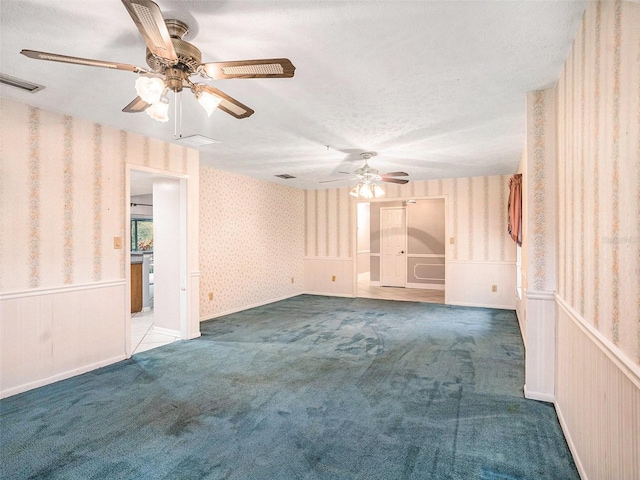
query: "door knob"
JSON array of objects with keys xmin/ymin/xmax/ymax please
[{"xmin": 399, "ymin": 250, "xmax": 405, "ymax": 254}]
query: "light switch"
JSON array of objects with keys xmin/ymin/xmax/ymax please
[
  {"xmin": 449, "ymin": 237, "xmax": 455, "ymax": 244},
  {"xmin": 113, "ymin": 236, "xmax": 123, "ymax": 249}
]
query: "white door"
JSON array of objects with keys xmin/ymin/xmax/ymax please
[{"xmin": 381, "ymin": 207, "xmax": 406, "ymax": 287}]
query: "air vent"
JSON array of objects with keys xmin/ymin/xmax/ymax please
[
  {"xmin": 174, "ymin": 134, "xmax": 221, "ymax": 147},
  {"xmin": 275, "ymin": 174, "xmax": 296, "ymax": 179},
  {"xmin": 0, "ymin": 73, "xmax": 45, "ymax": 93}
]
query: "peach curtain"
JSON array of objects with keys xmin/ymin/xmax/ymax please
[{"xmin": 508, "ymin": 174, "xmax": 522, "ymax": 245}]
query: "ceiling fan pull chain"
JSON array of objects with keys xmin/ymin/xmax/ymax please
[{"xmin": 174, "ymin": 90, "xmax": 183, "ymax": 138}]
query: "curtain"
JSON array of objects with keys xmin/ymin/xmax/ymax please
[{"xmin": 508, "ymin": 174, "xmax": 522, "ymax": 246}]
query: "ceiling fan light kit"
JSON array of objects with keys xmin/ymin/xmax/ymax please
[
  {"xmin": 145, "ymin": 97, "xmax": 169, "ymax": 122},
  {"xmin": 194, "ymin": 88, "xmax": 222, "ymax": 117},
  {"xmin": 350, "ymin": 182, "xmax": 385, "ymax": 199},
  {"xmin": 20, "ymin": 0, "xmax": 295, "ymax": 127},
  {"xmin": 135, "ymin": 75, "xmax": 165, "ymax": 104}
]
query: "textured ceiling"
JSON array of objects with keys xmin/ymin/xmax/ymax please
[{"xmin": 1, "ymin": 0, "xmax": 587, "ymax": 190}]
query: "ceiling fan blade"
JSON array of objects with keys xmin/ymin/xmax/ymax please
[
  {"xmin": 200, "ymin": 85, "xmax": 254, "ymax": 119},
  {"xmin": 20, "ymin": 49, "xmax": 142, "ymax": 72},
  {"xmin": 381, "ymin": 177, "xmax": 409, "ymax": 184},
  {"xmin": 121, "ymin": 0, "xmax": 177, "ymax": 61},
  {"xmin": 200, "ymin": 58, "xmax": 295, "ymax": 80},
  {"xmin": 319, "ymin": 177, "xmax": 356, "ymax": 184},
  {"xmin": 122, "ymin": 96, "xmax": 151, "ymax": 113},
  {"xmin": 383, "ymin": 171, "xmax": 409, "ymax": 177}
]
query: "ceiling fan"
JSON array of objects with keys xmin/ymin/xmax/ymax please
[
  {"xmin": 20, "ymin": 0, "xmax": 295, "ymax": 122},
  {"xmin": 320, "ymin": 152, "xmax": 409, "ymax": 198}
]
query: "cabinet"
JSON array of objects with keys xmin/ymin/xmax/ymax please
[{"xmin": 131, "ymin": 262, "xmax": 142, "ymax": 313}]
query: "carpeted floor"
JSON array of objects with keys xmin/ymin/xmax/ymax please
[{"xmin": 0, "ymin": 295, "xmax": 578, "ymax": 479}]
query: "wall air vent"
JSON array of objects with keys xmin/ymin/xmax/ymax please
[
  {"xmin": 275, "ymin": 174, "xmax": 296, "ymax": 179},
  {"xmin": 174, "ymin": 134, "xmax": 221, "ymax": 147},
  {"xmin": 0, "ymin": 73, "xmax": 45, "ymax": 93}
]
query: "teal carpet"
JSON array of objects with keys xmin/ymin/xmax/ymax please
[{"xmin": 0, "ymin": 295, "xmax": 578, "ymax": 479}]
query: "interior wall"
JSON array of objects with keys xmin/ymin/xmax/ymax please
[
  {"xmin": 0, "ymin": 97, "xmax": 200, "ymax": 398},
  {"xmin": 356, "ymin": 202, "xmax": 370, "ymax": 275},
  {"xmin": 303, "ymin": 187, "xmax": 355, "ymax": 296},
  {"xmin": 199, "ymin": 166, "xmax": 305, "ymax": 319},
  {"xmin": 552, "ymin": 1, "xmax": 640, "ymax": 478},
  {"xmin": 152, "ymin": 177, "xmax": 181, "ymax": 334},
  {"xmin": 515, "ymin": 150, "xmax": 527, "ymax": 342},
  {"xmin": 304, "ymin": 175, "xmax": 516, "ymax": 308}
]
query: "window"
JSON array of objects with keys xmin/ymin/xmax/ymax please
[{"xmin": 131, "ymin": 219, "xmax": 153, "ymax": 251}]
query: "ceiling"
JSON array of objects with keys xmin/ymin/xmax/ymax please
[{"xmin": 1, "ymin": 0, "xmax": 587, "ymax": 190}]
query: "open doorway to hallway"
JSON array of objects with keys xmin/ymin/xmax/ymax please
[
  {"xmin": 129, "ymin": 169, "xmax": 186, "ymax": 354},
  {"xmin": 356, "ymin": 199, "xmax": 446, "ymax": 304}
]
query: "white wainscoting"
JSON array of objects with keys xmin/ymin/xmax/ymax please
[
  {"xmin": 304, "ymin": 257, "xmax": 355, "ymax": 297},
  {"xmin": 446, "ymin": 261, "xmax": 516, "ymax": 309},
  {"xmin": 0, "ymin": 281, "xmax": 127, "ymax": 399},
  {"xmin": 522, "ymin": 290, "xmax": 555, "ymax": 402},
  {"xmin": 555, "ymin": 296, "xmax": 640, "ymax": 480}
]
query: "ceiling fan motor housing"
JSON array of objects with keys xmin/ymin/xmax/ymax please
[{"xmin": 145, "ymin": 19, "xmax": 202, "ymax": 86}]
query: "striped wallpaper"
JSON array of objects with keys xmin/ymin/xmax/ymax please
[
  {"xmin": 305, "ymin": 174, "xmax": 516, "ymax": 264},
  {"xmin": 556, "ymin": 0, "xmax": 640, "ymax": 364},
  {"xmin": 0, "ymin": 98, "xmax": 199, "ymax": 292}
]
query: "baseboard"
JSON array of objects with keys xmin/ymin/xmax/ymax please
[
  {"xmin": 406, "ymin": 282, "xmax": 445, "ymax": 291},
  {"xmin": 153, "ymin": 326, "xmax": 180, "ymax": 338},
  {"xmin": 446, "ymin": 301, "xmax": 516, "ymax": 310},
  {"xmin": 200, "ymin": 292, "xmax": 303, "ymax": 321},
  {"xmin": 369, "ymin": 281, "xmax": 381, "ymax": 287},
  {"xmin": 303, "ymin": 291, "xmax": 357, "ymax": 299},
  {"xmin": 0, "ymin": 354, "xmax": 127, "ymax": 400},
  {"xmin": 523, "ymin": 384, "xmax": 555, "ymax": 403},
  {"xmin": 555, "ymin": 400, "xmax": 588, "ymax": 480}
]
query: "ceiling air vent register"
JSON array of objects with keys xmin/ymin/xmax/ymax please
[{"xmin": 0, "ymin": 73, "xmax": 45, "ymax": 93}]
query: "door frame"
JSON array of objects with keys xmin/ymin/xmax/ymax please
[
  {"xmin": 125, "ymin": 165, "xmax": 189, "ymax": 358},
  {"xmin": 351, "ymin": 194, "xmax": 449, "ymax": 303}
]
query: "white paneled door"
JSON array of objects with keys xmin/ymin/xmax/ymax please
[{"xmin": 381, "ymin": 207, "xmax": 406, "ymax": 287}]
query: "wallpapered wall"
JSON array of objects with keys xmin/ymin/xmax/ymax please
[
  {"xmin": 304, "ymin": 174, "xmax": 517, "ymax": 307},
  {"xmin": 0, "ymin": 97, "xmax": 200, "ymax": 397},
  {"xmin": 0, "ymin": 97, "xmax": 198, "ymax": 291},
  {"xmin": 556, "ymin": 0, "xmax": 640, "ymax": 364},
  {"xmin": 199, "ymin": 166, "xmax": 305, "ymax": 319},
  {"xmin": 305, "ymin": 175, "xmax": 516, "ymax": 263}
]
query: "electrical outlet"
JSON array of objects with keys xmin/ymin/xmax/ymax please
[
  {"xmin": 208, "ymin": 292, "xmax": 214, "ymax": 301},
  {"xmin": 331, "ymin": 275, "xmax": 336, "ymax": 282},
  {"xmin": 491, "ymin": 285, "xmax": 497, "ymax": 293},
  {"xmin": 449, "ymin": 237, "xmax": 455, "ymax": 244}
]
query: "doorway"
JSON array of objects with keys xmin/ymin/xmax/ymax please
[
  {"xmin": 127, "ymin": 168, "xmax": 187, "ymax": 356},
  {"xmin": 356, "ymin": 198, "xmax": 446, "ymax": 304}
]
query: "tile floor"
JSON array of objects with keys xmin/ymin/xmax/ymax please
[
  {"xmin": 131, "ymin": 310, "xmax": 179, "ymax": 354},
  {"xmin": 357, "ymin": 272, "xmax": 445, "ymax": 304}
]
